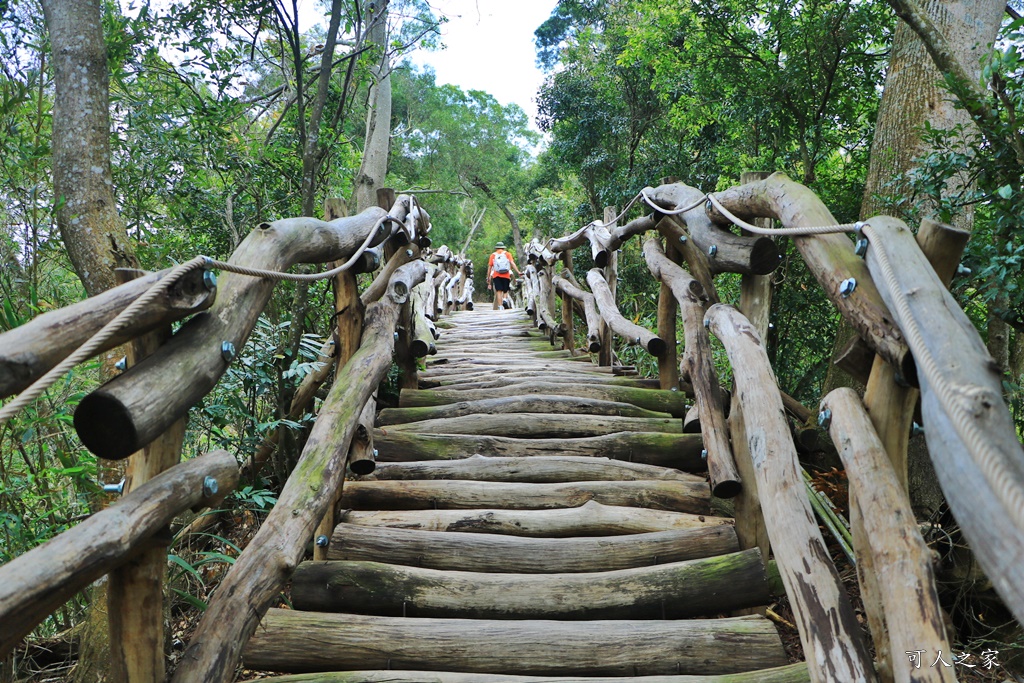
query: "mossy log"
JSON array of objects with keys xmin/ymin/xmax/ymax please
[
  {"xmin": 645, "ymin": 183, "xmax": 779, "ymax": 276},
  {"xmin": 421, "ymin": 362, "xmax": 617, "ymax": 377},
  {"xmin": 373, "ymin": 430, "xmax": 704, "ymax": 470},
  {"xmin": 424, "ymin": 373, "xmax": 666, "ymax": 392},
  {"xmin": 710, "ymin": 173, "xmax": 911, "ymax": 385},
  {"xmin": 399, "ymin": 384, "xmax": 686, "ymax": 417},
  {"xmin": 243, "ymin": 610, "xmax": 787, "ymax": 676},
  {"xmin": 365, "ymin": 454, "xmax": 688, "ymax": 483},
  {"xmin": 341, "ymin": 499, "xmax": 729, "ymax": 536},
  {"xmin": 383, "ymin": 413, "xmax": 681, "ymax": 439},
  {"xmin": 0, "ymin": 266, "xmax": 214, "ymax": 400},
  {"xmin": 291, "ymin": 550, "xmax": 769, "ymax": 619},
  {"xmin": 235, "ymin": 664, "xmax": 812, "ymax": 683},
  {"xmin": 326, "ymin": 524, "xmax": 738, "ymax": 572},
  {"xmin": 171, "ymin": 284, "xmax": 419, "ymax": 683},
  {"xmin": 0, "ymin": 450, "xmax": 238, "ymax": 658},
  {"xmin": 706, "ymin": 304, "xmax": 875, "ymax": 682},
  {"xmin": 75, "ymin": 207, "xmax": 391, "ymax": 460},
  {"xmin": 378, "ymin": 395, "xmax": 670, "ymax": 425},
  {"xmin": 587, "ymin": 269, "xmax": 665, "ymax": 356},
  {"xmin": 339, "ymin": 479, "xmax": 709, "ymax": 514}
]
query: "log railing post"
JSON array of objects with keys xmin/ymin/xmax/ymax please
[
  {"xmin": 598, "ymin": 206, "xmax": 617, "ymax": 365},
  {"xmin": 560, "ymin": 251, "xmax": 575, "ymax": 354},
  {"xmin": 657, "ymin": 239, "xmax": 680, "ymax": 390},
  {"xmin": 314, "ymin": 197, "xmax": 365, "ymax": 561},
  {"xmin": 377, "ymin": 187, "xmax": 398, "ymax": 261},
  {"xmin": 108, "ymin": 270, "xmax": 186, "ymax": 683}
]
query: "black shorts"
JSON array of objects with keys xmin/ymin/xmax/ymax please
[{"xmin": 492, "ymin": 277, "xmax": 510, "ymax": 292}]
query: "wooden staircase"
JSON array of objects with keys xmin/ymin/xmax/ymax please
[{"xmin": 245, "ymin": 309, "xmax": 809, "ymax": 682}]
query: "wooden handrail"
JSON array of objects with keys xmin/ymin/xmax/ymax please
[
  {"xmin": 586, "ymin": 269, "xmax": 665, "ymax": 356},
  {"xmin": 0, "ymin": 266, "xmax": 214, "ymax": 400},
  {"xmin": 74, "ymin": 207, "xmax": 391, "ymax": 460},
  {"xmin": 0, "ymin": 450, "xmax": 239, "ymax": 658}
]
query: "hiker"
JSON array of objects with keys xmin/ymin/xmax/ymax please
[{"xmin": 486, "ymin": 242, "xmax": 521, "ymax": 310}]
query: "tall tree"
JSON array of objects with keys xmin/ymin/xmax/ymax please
[{"xmin": 354, "ymin": 0, "xmax": 393, "ymax": 212}]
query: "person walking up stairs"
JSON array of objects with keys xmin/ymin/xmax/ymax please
[{"xmin": 486, "ymin": 242, "xmax": 520, "ymax": 310}]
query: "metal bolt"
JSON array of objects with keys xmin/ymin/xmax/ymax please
[
  {"xmin": 700, "ymin": 449, "xmax": 708, "ymax": 462},
  {"xmin": 911, "ymin": 422, "xmax": 925, "ymax": 438},
  {"xmin": 202, "ymin": 476, "xmax": 219, "ymax": 497},
  {"xmin": 705, "ymin": 199, "xmax": 713, "ymax": 213},
  {"xmin": 203, "ymin": 270, "xmax": 218, "ymax": 289},
  {"xmin": 394, "ymin": 331, "xmax": 400, "ymax": 341},
  {"xmin": 854, "ymin": 238, "xmax": 869, "ymax": 258},
  {"xmin": 315, "ymin": 535, "xmax": 330, "ymax": 548},
  {"xmin": 854, "ymin": 221, "xmax": 866, "ymax": 234},
  {"xmin": 670, "ymin": 386, "xmax": 678, "ymax": 392},
  {"xmin": 703, "ymin": 317, "xmax": 710, "ymax": 329},
  {"xmin": 707, "ymin": 244, "xmax": 718, "ymax": 257},
  {"xmin": 221, "ymin": 341, "xmax": 236, "ymax": 362},
  {"xmin": 839, "ymin": 278, "xmax": 857, "ymax": 298},
  {"xmin": 115, "ymin": 356, "xmax": 127, "ymax": 372},
  {"xmin": 818, "ymin": 408, "xmax": 832, "ymax": 429},
  {"xmin": 678, "ymin": 235, "xmax": 687, "ymax": 244},
  {"xmin": 372, "ymin": 448, "xmax": 379, "ymax": 459},
  {"xmin": 635, "ymin": 336, "xmax": 641, "ymax": 344},
  {"xmin": 957, "ymin": 263, "xmax": 972, "ymax": 275},
  {"xmin": 102, "ymin": 478, "xmax": 125, "ymax": 495},
  {"xmin": 406, "ymin": 249, "xmax": 414, "ymax": 257}
]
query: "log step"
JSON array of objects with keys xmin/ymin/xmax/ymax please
[
  {"xmin": 326, "ymin": 524, "xmax": 740, "ymax": 572},
  {"xmin": 373, "ymin": 430, "xmax": 706, "ymax": 470},
  {"xmin": 378, "ymin": 395, "xmax": 672, "ymax": 425},
  {"xmin": 339, "ymin": 479, "xmax": 709, "ymax": 514},
  {"xmin": 243, "ymin": 610, "xmax": 789, "ymax": 676},
  {"xmin": 252, "ymin": 665, "xmax": 811, "ymax": 683},
  {"xmin": 399, "ymin": 384, "xmax": 688, "ymax": 417},
  {"xmin": 364, "ymin": 454, "xmax": 692, "ymax": 483},
  {"xmin": 339, "ymin": 499, "xmax": 730, "ymax": 537},
  {"xmin": 383, "ymin": 413, "xmax": 681, "ymax": 438},
  {"xmin": 290, "ymin": 549, "xmax": 770, "ymax": 619}
]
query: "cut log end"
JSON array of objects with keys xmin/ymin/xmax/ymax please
[
  {"xmin": 349, "ymin": 458, "xmax": 377, "ymax": 476},
  {"xmin": 712, "ymin": 478, "xmax": 742, "ymax": 499},
  {"xmin": 594, "ymin": 250, "xmax": 609, "ymax": 268},
  {"xmin": 647, "ymin": 338, "xmax": 667, "ymax": 356},
  {"xmin": 74, "ymin": 392, "xmax": 138, "ymax": 460},
  {"xmin": 749, "ymin": 237, "xmax": 782, "ymax": 275}
]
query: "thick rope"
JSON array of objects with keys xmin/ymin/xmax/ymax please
[
  {"xmin": 861, "ymin": 223, "xmax": 1024, "ymax": 532},
  {"xmin": 0, "ymin": 214, "xmax": 397, "ymax": 428}
]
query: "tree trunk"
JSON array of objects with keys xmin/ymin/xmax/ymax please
[{"xmin": 353, "ymin": 1, "xmax": 392, "ymax": 212}]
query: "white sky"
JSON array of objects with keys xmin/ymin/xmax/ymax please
[{"xmin": 409, "ymin": 0, "xmax": 558, "ymax": 131}]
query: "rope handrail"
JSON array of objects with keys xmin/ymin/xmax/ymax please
[{"xmin": 0, "ymin": 214, "xmax": 399, "ymax": 429}]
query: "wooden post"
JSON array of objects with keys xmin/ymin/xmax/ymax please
[
  {"xmin": 862, "ymin": 218, "xmax": 968, "ymax": 490},
  {"xmin": 314, "ymin": 198, "xmax": 365, "ymax": 561},
  {"xmin": 108, "ymin": 269, "xmax": 186, "ymax": 683},
  {"xmin": 730, "ymin": 172, "xmax": 773, "ymax": 573},
  {"xmin": 377, "ymin": 187, "xmax": 398, "ymax": 261},
  {"xmin": 561, "ymin": 252, "xmax": 575, "ymax": 354},
  {"xmin": 657, "ymin": 239, "xmax": 680, "ymax": 390},
  {"xmin": 599, "ymin": 206, "xmax": 617, "ymax": 366}
]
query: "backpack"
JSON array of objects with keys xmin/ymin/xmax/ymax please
[{"xmin": 493, "ymin": 251, "xmax": 511, "ymax": 274}]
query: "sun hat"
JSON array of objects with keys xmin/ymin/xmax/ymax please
[{"xmin": 495, "ymin": 242, "xmax": 506, "ymax": 249}]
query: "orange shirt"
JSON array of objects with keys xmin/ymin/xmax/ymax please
[{"xmin": 487, "ymin": 250, "xmax": 517, "ymax": 280}]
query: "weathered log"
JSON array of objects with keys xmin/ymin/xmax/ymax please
[
  {"xmin": 246, "ymin": 665, "xmax": 811, "ymax": 683},
  {"xmin": 655, "ymin": 215, "xmax": 720, "ymax": 305},
  {"xmin": 347, "ymin": 398, "xmax": 377, "ymax": 477},
  {"xmin": 822, "ymin": 388, "xmax": 953, "ymax": 683},
  {"xmin": 607, "ymin": 214, "xmax": 657, "ymax": 251},
  {"xmin": 365, "ymin": 455, "xmax": 690, "ymax": 483},
  {"xmin": 645, "ymin": 237, "xmax": 739, "ymax": 498},
  {"xmin": 363, "ymin": 243, "xmax": 421, "ymax": 306},
  {"xmin": 586, "ymin": 269, "xmax": 665, "ymax": 356},
  {"xmin": 340, "ymin": 479, "xmax": 709, "ymax": 514},
  {"xmin": 171, "ymin": 295, "xmax": 409, "ymax": 683},
  {"xmin": 0, "ymin": 266, "xmax": 215, "ymax": 400},
  {"xmin": 0, "ymin": 450, "xmax": 238, "ymax": 658},
  {"xmin": 425, "ymin": 373, "xmax": 664, "ymax": 392},
  {"xmin": 552, "ymin": 273, "xmax": 603, "ymax": 352},
  {"xmin": 374, "ymin": 430, "xmax": 704, "ymax": 469},
  {"xmin": 646, "ymin": 183, "xmax": 780, "ymax": 276},
  {"xmin": 410, "ymin": 280, "xmax": 437, "ymax": 358},
  {"xmin": 399, "ymin": 384, "xmax": 687, "ymax": 417},
  {"xmin": 379, "ymin": 395, "xmax": 670, "ymax": 425},
  {"xmin": 706, "ymin": 304, "xmax": 876, "ymax": 682},
  {"xmin": 421, "ymin": 362, "xmax": 617, "ymax": 377},
  {"xmin": 863, "ymin": 216, "xmax": 1024, "ymax": 624},
  {"xmin": 327, "ymin": 523, "xmax": 737, "ymax": 573},
  {"xmin": 292, "ymin": 550, "xmax": 769, "ymax": 619},
  {"xmin": 75, "ymin": 208, "xmax": 391, "ymax": 460},
  {"xmin": 341, "ymin": 499, "xmax": 729, "ymax": 536},
  {"xmin": 710, "ymin": 173, "xmax": 911, "ymax": 385},
  {"xmin": 384, "ymin": 413, "xmax": 681, "ymax": 439},
  {"xmin": 244, "ymin": 610, "xmax": 786, "ymax": 676}
]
